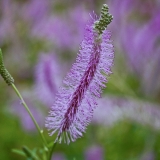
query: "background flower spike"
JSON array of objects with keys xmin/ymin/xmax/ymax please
[{"xmin": 0, "ymin": 49, "xmax": 14, "ymax": 85}]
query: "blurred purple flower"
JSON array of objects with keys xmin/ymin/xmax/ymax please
[
  {"xmin": 67, "ymin": 6, "xmax": 90, "ymax": 49},
  {"xmin": 85, "ymin": 145, "xmax": 104, "ymax": 160},
  {"xmin": 0, "ymin": 0, "xmax": 16, "ymax": 45},
  {"xmin": 108, "ymin": 0, "xmax": 135, "ymax": 43},
  {"xmin": 123, "ymin": 13, "xmax": 160, "ymax": 72},
  {"xmin": 46, "ymin": 11, "xmax": 114, "ymax": 143},
  {"xmin": 93, "ymin": 97, "xmax": 124, "ymax": 126},
  {"xmin": 122, "ymin": 12, "xmax": 160, "ymax": 96},
  {"xmin": 10, "ymin": 91, "xmax": 44, "ymax": 132},
  {"xmin": 52, "ymin": 152, "xmax": 66, "ymax": 160},
  {"xmin": 21, "ymin": 0, "xmax": 50, "ymax": 23},
  {"xmin": 34, "ymin": 53, "xmax": 63, "ymax": 107},
  {"xmin": 106, "ymin": 0, "xmax": 160, "ymax": 97},
  {"xmin": 93, "ymin": 96, "xmax": 160, "ymax": 130},
  {"xmin": 31, "ymin": 6, "xmax": 89, "ymax": 51},
  {"xmin": 141, "ymin": 151, "xmax": 155, "ymax": 160},
  {"xmin": 109, "ymin": 0, "xmax": 160, "ymax": 30}
]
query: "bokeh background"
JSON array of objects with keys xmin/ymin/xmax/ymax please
[{"xmin": 0, "ymin": 0, "xmax": 160, "ymax": 159}]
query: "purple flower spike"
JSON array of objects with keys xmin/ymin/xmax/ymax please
[
  {"xmin": 34, "ymin": 53, "xmax": 63, "ymax": 107},
  {"xmin": 46, "ymin": 4, "xmax": 114, "ymax": 144}
]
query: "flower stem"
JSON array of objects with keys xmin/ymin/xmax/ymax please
[
  {"xmin": 48, "ymin": 142, "xmax": 57, "ymax": 160},
  {"xmin": 11, "ymin": 83, "xmax": 48, "ymax": 148}
]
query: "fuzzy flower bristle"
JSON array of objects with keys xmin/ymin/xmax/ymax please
[{"xmin": 45, "ymin": 4, "xmax": 114, "ymax": 144}]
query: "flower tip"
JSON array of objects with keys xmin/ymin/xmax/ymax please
[
  {"xmin": 0, "ymin": 49, "xmax": 14, "ymax": 85},
  {"xmin": 94, "ymin": 4, "xmax": 113, "ymax": 35}
]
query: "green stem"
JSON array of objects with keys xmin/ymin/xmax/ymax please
[
  {"xmin": 48, "ymin": 142, "xmax": 57, "ymax": 160},
  {"xmin": 11, "ymin": 83, "xmax": 48, "ymax": 148}
]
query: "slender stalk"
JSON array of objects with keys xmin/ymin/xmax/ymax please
[
  {"xmin": 48, "ymin": 142, "xmax": 57, "ymax": 160},
  {"xmin": 11, "ymin": 83, "xmax": 48, "ymax": 147}
]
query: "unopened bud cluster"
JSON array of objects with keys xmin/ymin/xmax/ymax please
[
  {"xmin": 94, "ymin": 4, "xmax": 113, "ymax": 35},
  {"xmin": 0, "ymin": 49, "xmax": 14, "ymax": 85}
]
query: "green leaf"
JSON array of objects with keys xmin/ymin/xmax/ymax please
[
  {"xmin": 22, "ymin": 146, "xmax": 39, "ymax": 160},
  {"xmin": 12, "ymin": 149, "xmax": 26, "ymax": 157}
]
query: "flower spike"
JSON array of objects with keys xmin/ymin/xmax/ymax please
[
  {"xmin": 0, "ymin": 49, "xmax": 14, "ymax": 85},
  {"xmin": 46, "ymin": 4, "xmax": 114, "ymax": 144}
]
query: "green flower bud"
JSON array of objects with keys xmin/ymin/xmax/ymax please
[
  {"xmin": 0, "ymin": 49, "xmax": 14, "ymax": 85},
  {"xmin": 94, "ymin": 4, "xmax": 113, "ymax": 35}
]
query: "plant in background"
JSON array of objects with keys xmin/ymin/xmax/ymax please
[
  {"xmin": 34, "ymin": 53, "xmax": 63, "ymax": 107},
  {"xmin": 0, "ymin": 4, "xmax": 114, "ymax": 160},
  {"xmin": 108, "ymin": 0, "xmax": 160, "ymax": 98}
]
